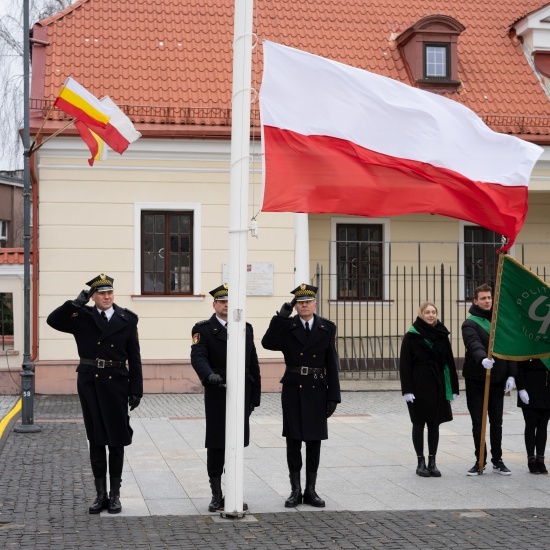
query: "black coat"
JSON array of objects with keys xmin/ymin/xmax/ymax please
[
  {"xmin": 400, "ymin": 317, "xmax": 459, "ymax": 425},
  {"xmin": 461, "ymin": 303, "xmax": 517, "ymax": 384},
  {"xmin": 516, "ymin": 359, "xmax": 550, "ymax": 410},
  {"xmin": 261, "ymin": 313, "xmax": 341, "ymax": 441},
  {"xmin": 190, "ymin": 314, "xmax": 261, "ymax": 449},
  {"xmin": 47, "ymin": 301, "xmax": 143, "ymax": 446}
]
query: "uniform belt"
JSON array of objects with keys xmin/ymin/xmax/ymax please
[
  {"xmin": 80, "ymin": 358, "xmax": 126, "ymax": 368},
  {"xmin": 287, "ymin": 367, "xmax": 326, "ymax": 376}
]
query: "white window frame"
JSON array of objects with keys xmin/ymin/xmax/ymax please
[
  {"xmin": 330, "ymin": 217, "xmax": 391, "ymax": 303},
  {"xmin": 133, "ymin": 203, "xmax": 202, "ymax": 300},
  {"xmin": 0, "ymin": 220, "xmax": 7, "ymax": 246}
]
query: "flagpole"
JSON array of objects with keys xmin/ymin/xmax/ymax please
[
  {"xmin": 478, "ymin": 252, "xmax": 506, "ymax": 472},
  {"xmin": 29, "ymin": 119, "xmax": 76, "ymax": 154},
  {"xmin": 223, "ymin": 0, "xmax": 253, "ymax": 518}
]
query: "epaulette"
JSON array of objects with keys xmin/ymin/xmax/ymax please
[
  {"xmin": 319, "ymin": 316, "xmax": 336, "ymax": 327},
  {"xmin": 124, "ymin": 308, "xmax": 139, "ymax": 319},
  {"xmin": 195, "ymin": 319, "xmax": 210, "ymax": 326}
]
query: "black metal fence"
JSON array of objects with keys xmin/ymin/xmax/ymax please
[{"xmin": 313, "ymin": 241, "xmax": 550, "ymax": 378}]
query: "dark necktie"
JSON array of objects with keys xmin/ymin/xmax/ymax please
[
  {"xmin": 305, "ymin": 321, "xmax": 310, "ymax": 337},
  {"xmin": 101, "ymin": 311, "xmax": 108, "ymax": 323}
]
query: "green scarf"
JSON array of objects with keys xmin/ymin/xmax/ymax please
[
  {"xmin": 408, "ymin": 326, "xmax": 453, "ymax": 400},
  {"xmin": 467, "ymin": 314, "xmax": 491, "ymax": 334}
]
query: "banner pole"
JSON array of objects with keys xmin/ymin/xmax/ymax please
[{"xmin": 478, "ymin": 252, "xmax": 505, "ymax": 472}]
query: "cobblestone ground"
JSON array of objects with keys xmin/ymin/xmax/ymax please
[{"xmin": 0, "ymin": 393, "xmax": 546, "ymax": 549}]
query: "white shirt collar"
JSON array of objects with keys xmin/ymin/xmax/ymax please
[
  {"xmin": 216, "ymin": 316, "xmax": 227, "ymax": 327},
  {"xmin": 97, "ymin": 306, "xmax": 114, "ymax": 320}
]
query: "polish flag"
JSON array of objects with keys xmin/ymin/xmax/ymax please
[{"xmin": 260, "ymin": 41, "xmax": 543, "ymax": 251}]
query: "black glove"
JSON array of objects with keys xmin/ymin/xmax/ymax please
[
  {"xmin": 207, "ymin": 373, "xmax": 224, "ymax": 386},
  {"xmin": 72, "ymin": 289, "xmax": 90, "ymax": 308},
  {"xmin": 249, "ymin": 403, "xmax": 255, "ymax": 415},
  {"xmin": 128, "ymin": 395, "xmax": 141, "ymax": 411},
  {"xmin": 278, "ymin": 298, "xmax": 297, "ymax": 318},
  {"xmin": 326, "ymin": 401, "xmax": 337, "ymax": 418}
]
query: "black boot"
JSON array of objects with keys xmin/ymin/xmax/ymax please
[
  {"xmin": 536, "ymin": 455, "xmax": 548, "ymax": 474},
  {"xmin": 416, "ymin": 456, "xmax": 430, "ymax": 477},
  {"xmin": 303, "ymin": 472, "xmax": 325, "ymax": 507},
  {"xmin": 427, "ymin": 455, "xmax": 441, "ymax": 477},
  {"xmin": 88, "ymin": 477, "xmax": 109, "ymax": 514},
  {"xmin": 528, "ymin": 456, "xmax": 539, "ymax": 474},
  {"xmin": 208, "ymin": 476, "xmax": 223, "ymax": 512},
  {"xmin": 285, "ymin": 472, "xmax": 302, "ymax": 508},
  {"xmin": 108, "ymin": 477, "xmax": 122, "ymax": 514}
]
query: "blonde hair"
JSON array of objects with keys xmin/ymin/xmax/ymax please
[{"xmin": 418, "ymin": 301, "xmax": 438, "ymax": 318}]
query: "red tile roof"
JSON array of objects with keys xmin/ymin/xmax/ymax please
[
  {"xmin": 30, "ymin": 0, "xmax": 550, "ymax": 138},
  {"xmin": 0, "ymin": 248, "xmax": 29, "ymax": 265}
]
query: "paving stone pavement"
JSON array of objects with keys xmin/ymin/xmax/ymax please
[{"xmin": 1, "ymin": 391, "xmax": 550, "ymax": 549}]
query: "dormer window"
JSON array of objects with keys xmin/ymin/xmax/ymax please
[
  {"xmin": 396, "ymin": 15, "xmax": 465, "ymax": 92},
  {"xmin": 425, "ymin": 44, "xmax": 449, "ymax": 79}
]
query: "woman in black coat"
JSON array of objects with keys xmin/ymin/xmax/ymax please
[
  {"xmin": 400, "ymin": 301, "xmax": 459, "ymax": 477},
  {"xmin": 517, "ymin": 358, "xmax": 550, "ymax": 474}
]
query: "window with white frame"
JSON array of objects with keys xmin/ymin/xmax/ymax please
[
  {"xmin": 463, "ymin": 226, "xmax": 500, "ymax": 300},
  {"xmin": 135, "ymin": 203, "xmax": 201, "ymax": 296}
]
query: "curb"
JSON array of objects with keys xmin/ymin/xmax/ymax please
[{"xmin": 0, "ymin": 398, "xmax": 22, "ymax": 454}]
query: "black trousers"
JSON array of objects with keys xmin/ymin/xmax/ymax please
[
  {"xmin": 207, "ymin": 448, "xmax": 225, "ymax": 478},
  {"xmin": 89, "ymin": 444, "xmax": 124, "ymax": 479},
  {"xmin": 522, "ymin": 408, "xmax": 550, "ymax": 457},
  {"xmin": 412, "ymin": 422, "xmax": 439, "ymax": 456},
  {"xmin": 286, "ymin": 438, "xmax": 321, "ymax": 473},
  {"xmin": 465, "ymin": 377, "xmax": 505, "ymax": 464}
]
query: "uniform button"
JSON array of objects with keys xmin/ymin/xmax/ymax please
[
  {"xmin": 299, "ymin": 385, "xmax": 302, "ymax": 388},
  {"xmin": 300, "ymin": 353, "xmax": 303, "ymax": 356},
  {"xmin": 95, "ymin": 374, "xmax": 98, "ymax": 378},
  {"xmin": 111, "ymin": 344, "xmax": 114, "ymax": 347},
  {"xmin": 109, "ymin": 376, "xmax": 112, "ymax": 380},
  {"xmin": 313, "ymin": 355, "xmax": 316, "ymax": 358},
  {"xmin": 97, "ymin": 342, "xmax": 100, "ymax": 345}
]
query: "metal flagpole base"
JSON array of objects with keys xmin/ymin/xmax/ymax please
[{"xmin": 14, "ymin": 424, "xmax": 42, "ymax": 433}]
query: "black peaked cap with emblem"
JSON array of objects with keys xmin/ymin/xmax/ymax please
[
  {"xmin": 209, "ymin": 283, "xmax": 228, "ymax": 300},
  {"xmin": 291, "ymin": 283, "xmax": 317, "ymax": 301},
  {"xmin": 86, "ymin": 273, "xmax": 114, "ymax": 292}
]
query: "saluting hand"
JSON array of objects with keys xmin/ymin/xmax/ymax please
[{"xmin": 72, "ymin": 289, "xmax": 90, "ymax": 308}]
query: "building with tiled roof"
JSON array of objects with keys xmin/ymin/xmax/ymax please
[{"xmin": 22, "ymin": 0, "xmax": 550, "ymax": 394}]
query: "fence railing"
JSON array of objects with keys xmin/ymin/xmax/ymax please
[{"xmin": 313, "ymin": 241, "xmax": 550, "ymax": 378}]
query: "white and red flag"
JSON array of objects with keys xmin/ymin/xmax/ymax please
[{"xmin": 259, "ymin": 41, "xmax": 543, "ymax": 251}]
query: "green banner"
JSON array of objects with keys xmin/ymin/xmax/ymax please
[{"xmin": 492, "ymin": 255, "xmax": 550, "ymax": 360}]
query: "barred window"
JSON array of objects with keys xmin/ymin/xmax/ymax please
[
  {"xmin": 464, "ymin": 226, "xmax": 500, "ymax": 300},
  {"xmin": 336, "ymin": 224, "xmax": 383, "ymax": 300}
]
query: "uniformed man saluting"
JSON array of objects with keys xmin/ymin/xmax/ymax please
[
  {"xmin": 262, "ymin": 284, "xmax": 341, "ymax": 508},
  {"xmin": 47, "ymin": 274, "xmax": 143, "ymax": 515},
  {"xmin": 190, "ymin": 284, "xmax": 261, "ymax": 512}
]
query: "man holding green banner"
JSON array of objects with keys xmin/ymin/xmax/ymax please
[{"xmin": 462, "ymin": 283, "xmax": 517, "ymax": 476}]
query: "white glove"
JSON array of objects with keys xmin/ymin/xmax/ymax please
[
  {"xmin": 519, "ymin": 389, "xmax": 529, "ymax": 404},
  {"xmin": 505, "ymin": 376, "xmax": 515, "ymax": 393},
  {"xmin": 481, "ymin": 358, "xmax": 495, "ymax": 370},
  {"xmin": 452, "ymin": 394, "xmax": 458, "ymax": 401},
  {"xmin": 404, "ymin": 393, "xmax": 415, "ymax": 403}
]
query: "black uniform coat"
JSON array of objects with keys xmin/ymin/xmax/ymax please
[
  {"xmin": 400, "ymin": 317, "xmax": 459, "ymax": 425},
  {"xmin": 516, "ymin": 359, "xmax": 550, "ymax": 410},
  {"xmin": 461, "ymin": 303, "xmax": 517, "ymax": 384},
  {"xmin": 261, "ymin": 313, "xmax": 341, "ymax": 441},
  {"xmin": 190, "ymin": 314, "xmax": 261, "ymax": 449},
  {"xmin": 47, "ymin": 301, "xmax": 143, "ymax": 446}
]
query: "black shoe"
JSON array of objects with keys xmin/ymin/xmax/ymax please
[
  {"xmin": 89, "ymin": 477, "xmax": 109, "ymax": 514},
  {"xmin": 208, "ymin": 476, "xmax": 223, "ymax": 512},
  {"xmin": 303, "ymin": 472, "xmax": 325, "ymax": 508},
  {"xmin": 492, "ymin": 459, "xmax": 511, "ymax": 475},
  {"xmin": 107, "ymin": 477, "xmax": 122, "ymax": 514},
  {"xmin": 427, "ymin": 455, "xmax": 441, "ymax": 477},
  {"xmin": 536, "ymin": 455, "xmax": 548, "ymax": 474},
  {"xmin": 416, "ymin": 456, "xmax": 430, "ymax": 477},
  {"xmin": 467, "ymin": 463, "xmax": 485, "ymax": 476},
  {"xmin": 528, "ymin": 456, "xmax": 539, "ymax": 474},
  {"xmin": 285, "ymin": 472, "xmax": 302, "ymax": 508}
]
